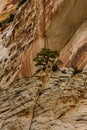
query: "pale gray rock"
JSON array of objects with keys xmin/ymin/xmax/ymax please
[{"xmin": 0, "ymin": 70, "xmax": 87, "ymax": 130}]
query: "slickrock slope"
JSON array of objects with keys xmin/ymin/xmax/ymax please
[
  {"xmin": 0, "ymin": 0, "xmax": 87, "ymax": 87},
  {"xmin": 0, "ymin": 68, "xmax": 87, "ymax": 130}
]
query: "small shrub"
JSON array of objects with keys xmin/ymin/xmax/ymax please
[
  {"xmin": 72, "ymin": 66, "xmax": 82, "ymax": 75},
  {"xmin": 33, "ymin": 48, "xmax": 62, "ymax": 73},
  {"xmin": 52, "ymin": 64, "xmax": 58, "ymax": 72}
]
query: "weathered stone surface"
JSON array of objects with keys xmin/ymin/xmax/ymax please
[
  {"xmin": 0, "ymin": 0, "xmax": 87, "ymax": 86},
  {"xmin": 0, "ymin": 0, "xmax": 18, "ymax": 21},
  {"xmin": 0, "ymin": 0, "xmax": 87, "ymax": 87},
  {"xmin": 0, "ymin": 77, "xmax": 42, "ymax": 130},
  {"xmin": 0, "ymin": 69, "xmax": 87, "ymax": 130},
  {"xmin": 60, "ymin": 20, "xmax": 87, "ymax": 69},
  {"xmin": 0, "ymin": 0, "xmax": 87, "ymax": 129}
]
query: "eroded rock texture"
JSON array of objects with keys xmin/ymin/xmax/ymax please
[
  {"xmin": 0, "ymin": 0, "xmax": 87, "ymax": 88},
  {"xmin": 0, "ymin": 68, "xmax": 87, "ymax": 130},
  {"xmin": 0, "ymin": 0, "xmax": 87, "ymax": 129},
  {"xmin": 0, "ymin": 0, "xmax": 18, "ymax": 21}
]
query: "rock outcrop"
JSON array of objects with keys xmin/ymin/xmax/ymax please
[
  {"xmin": 0, "ymin": 68, "xmax": 87, "ymax": 130},
  {"xmin": 0, "ymin": 0, "xmax": 87, "ymax": 87},
  {"xmin": 0, "ymin": 1, "xmax": 87, "ymax": 129},
  {"xmin": 0, "ymin": 0, "xmax": 17, "ymax": 21}
]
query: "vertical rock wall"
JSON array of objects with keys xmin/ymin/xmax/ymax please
[{"xmin": 0, "ymin": 0, "xmax": 87, "ymax": 87}]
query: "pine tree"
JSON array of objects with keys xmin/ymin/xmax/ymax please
[{"xmin": 33, "ymin": 48, "xmax": 62, "ymax": 72}]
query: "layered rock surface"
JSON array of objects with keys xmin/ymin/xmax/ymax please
[
  {"xmin": 0, "ymin": 0, "xmax": 87, "ymax": 129},
  {"xmin": 0, "ymin": 0, "xmax": 87, "ymax": 87},
  {"xmin": 60, "ymin": 20, "xmax": 87, "ymax": 69},
  {"xmin": 0, "ymin": 68, "xmax": 87, "ymax": 130},
  {"xmin": 0, "ymin": 0, "xmax": 17, "ymax": 21}
]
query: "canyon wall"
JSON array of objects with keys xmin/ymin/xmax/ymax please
[
  {"xmin": 0, "ymin": 1, "xmax": 87, "ymax": 130},
  {"xmin": 0, "ymin": 68, "xmax": 87, "ymax": 130},
  {"xmin": 0, "ymin": 0, "xmax": 87, "ymax": 87},
  {"xmin": 0, "ymin": 0, "xmax": 17, "ymax": 21}
]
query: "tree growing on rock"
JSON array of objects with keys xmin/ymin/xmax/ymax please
[{"xmin": 33, "ymin": 48, "xmax": 62, "ymax": 72}]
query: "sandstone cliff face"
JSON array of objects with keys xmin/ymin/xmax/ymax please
[
  {"xmin": 0, "ymin": 0, "xmax": 17, "ymax": 21},
  {"xmin": 0, "ymin": 0, "xmax": 87, "ymax": 87},
  {"xmin": 0, "ymin": 68, "xmax": 87, "ymax": 130},
  {"xmin": 60, "ymin": 20, "xmax": 87, "ymax": 69},
  {"xmin": 0, "ymin": 1, "xmax": 87, "ymax": 130}
]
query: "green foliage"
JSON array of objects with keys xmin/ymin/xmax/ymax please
[
  {"xmin": 0, "ymin": 13, "xmax": 15, "ymax": 28},
  {"xmin": 17, "ymin": 0, "xmax": 27, "ymax": 8},
  {"xmin": 52, "ymin": 64, "xmax": 58, "ymax": 72},
  {"xmin": 34, "ymin": 48, "xmax": 59, "ymax": 66},
  {"xmin": 72, "ymin": 66, "xmax": 82, "ymax": 75},
  {"xmin": 33, "ymin": 48, "xmax": 62, "ymax": 72}
]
